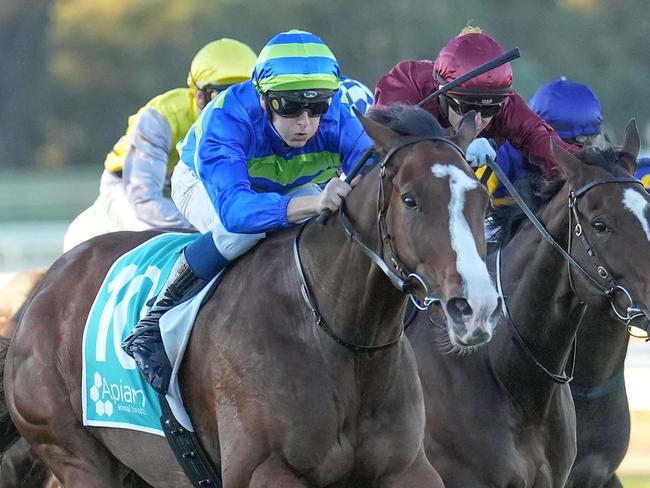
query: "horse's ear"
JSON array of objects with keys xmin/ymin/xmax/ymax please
[
  {"xmin": 357, "ymin": 113, "xmax": 400, "ymax": 153},
  {"xmin": 451, "ymin": 110, "xmax": 477, "ymax": 152},
  {"xmin": 551, "ymin": 138, "xmax": 585, "ymax": 183},
  {"xmin": 619, "ymin": 119, "xmax": 640, "ymax": 174}
]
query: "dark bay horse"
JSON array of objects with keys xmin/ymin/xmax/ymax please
[
  {"xmin": 407, "ymin": 122, "xmax": 650, "ymax": 487},
  {"xmin": 0, "ymin": 106, "xmax": 501, "ymax": 487}
]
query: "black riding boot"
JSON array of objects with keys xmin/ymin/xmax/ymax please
[{"xmin": 122, "ymin": 250, "xmax": 205, "ymax": 395}]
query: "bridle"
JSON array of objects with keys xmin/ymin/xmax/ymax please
[
  {"xmin": 491, "ymin": 157, "xmax": 647, "ymax": 382},
  {"xmin": 293, "ymin": 135, "xmax": 467, "ymax": 353},
  {"xmin": 567, "ymin": 178, "xmax": 647, "ymax": 328}
]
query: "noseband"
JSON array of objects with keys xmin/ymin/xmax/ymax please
[{"xmin": 293, "ymin": 136, "xmax": 466, "ymax": 353}]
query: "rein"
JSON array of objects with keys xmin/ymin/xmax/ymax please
[
  {"xmin": 487, "ymin": 159, "xmax": 646, "ymax": 329},
  {"xmin": 487, "ymin": 158, "xmax": 646, "ymax": 382},
  {"xmin": 293, "ymin": 223, "xmax": 402, "ymax": 353},
  {"xmin": 293, "ymin": 135, "xmax": 466, "ymax": 353},
  {"xmin": 496, "ymin": 246, "xmax": 579, "ymax": 384}
]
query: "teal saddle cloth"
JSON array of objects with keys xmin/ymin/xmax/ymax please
[{"xmin": 82, "ymin": 232, "xmax": 218, "ymax": 435}]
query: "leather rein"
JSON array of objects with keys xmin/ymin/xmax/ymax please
[
  {"xmin": 293, "ymin": 136, "xmax": 466, "ymax": 353},
  {"xmin": 489, "ymin": 157, "xmax": 645, "ymax": 383}
]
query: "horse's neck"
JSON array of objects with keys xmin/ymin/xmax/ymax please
[
  {"xmin": 299, "ymin": 210, "xmax": 407, "ymax": 353},
  {"xmin": 491, "ymin": 206, "xmax": 584, "ymax": 412},
  {"xmin": 573, "ymin": 308, "xmax": 630, "ymax": 386}
]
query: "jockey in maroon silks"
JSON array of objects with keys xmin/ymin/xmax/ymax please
[{"xmin": 374, "ymin": 27, "xmax": 578, "ymax": 178}]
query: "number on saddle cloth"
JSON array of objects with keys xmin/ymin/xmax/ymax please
[{"xmin": 82, "ymin": 233, "xmax": 209, "ymax": 435}]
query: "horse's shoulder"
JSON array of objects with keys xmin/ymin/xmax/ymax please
[
  {"xmin": 259, "ymin": 225, "xmax": 301, "ymax": 249},
  {"xmin": 237, "ymin": 226, "xmax": 301, "ymax": 267}
]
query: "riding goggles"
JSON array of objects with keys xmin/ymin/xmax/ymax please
[
  {"xmin": 266, "ymin": 90, "xmax": 334, "ymax": 118},
  {"xmin": 445, "ymin": 94, "xmax": 506, "ymax": 118},
  {"xmin": 201, "ymin": 83, "xmax": 233, "ymax": 101}
]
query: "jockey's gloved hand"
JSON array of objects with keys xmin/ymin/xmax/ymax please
[
  {"xmin": 466, "ymin": 138, "xmax": 497, "ymax": 168},
  {"xmin": 318, "ymin": 177, "xmax": 355, "ymax": 213}
]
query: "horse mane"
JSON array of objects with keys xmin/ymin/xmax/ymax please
[
  {"xmin": 492, "ymin": 146, "xmax": 620, "ymax": 246},
  {"xmin": 366, "ymin": 103, "xmax": 446, "ymax": 138}
]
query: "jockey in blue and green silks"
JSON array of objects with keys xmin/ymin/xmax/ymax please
[{"xmin": 122, "ymin": 29, "xmax": 373, "ymax": 395}]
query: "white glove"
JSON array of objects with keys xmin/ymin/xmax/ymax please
[{"xmin": 466, "ymin": 138, "xmax": 496, "ymax": 168}]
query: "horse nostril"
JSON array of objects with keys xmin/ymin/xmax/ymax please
[
  {"xmin": 492, "ymin": 296, "xmax": 504, "ymax": 321},
  {"xmin": 446, "ymin": 297, "xmax": 473, "ymax": 323}
]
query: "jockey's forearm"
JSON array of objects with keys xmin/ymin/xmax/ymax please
[{"xmin": 286, "ymin": 195, "xmax": 320, "ymax": 223}]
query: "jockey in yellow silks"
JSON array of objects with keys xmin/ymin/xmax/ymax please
[{"xmin": 63, "ymin": 39, "xmax": 257, "ymax": 251}]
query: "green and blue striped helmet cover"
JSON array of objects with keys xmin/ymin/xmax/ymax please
[{"xmin": 252, "ymin": 30, "xmax": 341, "ymax": 93}]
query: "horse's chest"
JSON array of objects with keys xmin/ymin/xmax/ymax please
[
  {"xmin": 294, "ymin": 433, "xmax": 415, "ymax": 487},
  {"xmin": 504, "ymin": 426, "xmax": 573, "ymax": 487},
  {"xmin": 277, "ymin": 400, "xmax": 422, "ymax": 486}
]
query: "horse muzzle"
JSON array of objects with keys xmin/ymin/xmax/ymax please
[{"xmin": 444, "ymin": 294, "xmax": 503, "ymax": 348}]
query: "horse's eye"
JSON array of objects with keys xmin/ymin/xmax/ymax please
[
  {"xmin": 401, "ymin": 193, "xmax": 417, "ymax": 209},
  {"xmin": 592, "ymin": 220, "xmax": 609, "ymax": 233}
]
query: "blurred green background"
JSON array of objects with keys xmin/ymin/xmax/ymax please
[
  {"xmin": 3, "ymin": 0, "xmax": 650, "ymax": 178},
  {"xmin": 4, "ymin": 0, "xmax": 650, "ymax": 228}
]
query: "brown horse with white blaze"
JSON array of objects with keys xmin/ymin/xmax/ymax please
[{"xmin": 0, "ymin": 106, "xmax": 501, "ymax": 487}]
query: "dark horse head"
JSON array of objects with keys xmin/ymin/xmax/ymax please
[
  {"xmin": 546, "ymin": 121, "xmax": 649, "ymax": 321},
  {"xmin": 356, "ymin": 104, "xmax": 502, "ymax": 347}
]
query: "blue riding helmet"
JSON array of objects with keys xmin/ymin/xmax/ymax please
[
  {"xmin": 486, "ymin": 78, "xmax": 603, "ymax": 207},
  {"xmin": 529, "ymin": 78, "xmax": 603, "ymax": 140},
  {"xmin": 339, "ymin": 77, "xmax": 375, "ymax": 116}
]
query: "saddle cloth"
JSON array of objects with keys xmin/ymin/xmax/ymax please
[{"xmin": 82, "ymin": 232, "xmax": 220, "ymax": 435}]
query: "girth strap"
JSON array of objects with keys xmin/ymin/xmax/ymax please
[{"xmin": 159, "ymin": 396, "xmax": 222, "ymax": 487}]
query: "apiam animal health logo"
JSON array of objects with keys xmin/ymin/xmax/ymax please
[{"xmin": 89, "ymin": 371, "xmax": 147, "ymax": 417}]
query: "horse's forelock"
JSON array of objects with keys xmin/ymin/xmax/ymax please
[
  {"xmin": 579, "ymin": 147, "xmax": 619, "ymax": 174},
  {"xmin": 367, "ymin": 104, "xmax": 445, "ymax": 139}
]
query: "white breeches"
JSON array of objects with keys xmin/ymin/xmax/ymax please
[{"xmin": 171, "ymin": 163, "xmax": 321, "ymax": 261}]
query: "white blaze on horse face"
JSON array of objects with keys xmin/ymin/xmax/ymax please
[
  {"xmin": 431, "ymin": 164, "xmax": 499, "ymax": 313},
  {"xmin": 623, "ymin": 188, "xmax": 650, "ymax": 241}
]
